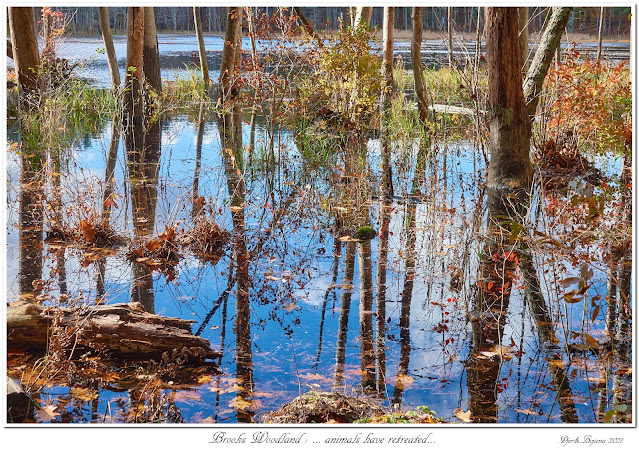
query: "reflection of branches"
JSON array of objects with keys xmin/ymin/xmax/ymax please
[
  {"xmin": 194, "ymin": 256, "xmax": 235, "ymax": 337},
  {"xmin": 520, "ymin": 244, "xmax": 578, "ymax": 423}
]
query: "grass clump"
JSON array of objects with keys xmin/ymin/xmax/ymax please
[
  {"xmin": 180, "ymin": 215, "xmax": 230, "ymax": 263},
  {"xmin": 262, "ymin": 391, "xmax": 385, "ymax": 423}
]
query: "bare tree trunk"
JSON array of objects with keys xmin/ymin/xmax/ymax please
[
  {"xmin": 124, "ymin": 7, "xmax": 145, "ymax": 124},
  {"xmin": 143, "ymin": 7, "xmax": 162, "ymax": 94},
  {"xmin": 246, "ymin": 7, "xmax": 259, "ymax": 66},
  {"xmin": 486, "ymin": 7, "xmax": 532, "ymax": 190},
  {"xmin": 8, "ymin": 7, "xmax": 41, "ymax": 109},
  {"xmin": 193, "ymin": 7, "xmax": 209, "ymax": 87},
  {"xmin": 293, "ymin": 6, "xmax": 324, "ymax": 48},
  {"xmin": 218, "ymin": 6, "xmax": 242, "ymax": 105},
  {"xmin": 448, "ymin": 7, "xmax": 454, "ymax": 67},
  {"xmin": 99, "ymin": 7, "xmax": 121, "ymax": 93},
  {"xmin": 523, "ymin": 7, "xmax": 572, "ymax": 118},
  {"xmin": 412, "ymin": 7, "xmax": 429, "ymax": 127},
  {"xmin": 518, "ymin": 7, "xmax": 529, "ymax": 69},
  {"xmin": 381, "ymin": 7, "xmax": 394, "ymax": 95},
  {"xmin": 597, "ymin": 7, "xmax": 605, "ymax": 61},
  {"xmin": 379, "ymin": 7, "xmax": 395, "ymax": 199},
  {"xmin": 354, "ymin": 7, "xmax": 373, "ymax": 28}
]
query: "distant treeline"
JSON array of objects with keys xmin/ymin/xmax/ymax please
[{"xmin": 47, "ymin": 6, "xmax": 631, "ymax": 37}]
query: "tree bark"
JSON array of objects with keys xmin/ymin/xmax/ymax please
[
  {"xmin": 412, "ymin": 7, "xmax": 429, "ymax": 127},
  {"xmin": 99, "ymin": 7, "xmax": 121, "ymax": 93},
  {"xmin": 218, "ymin": 6, "xmax": 242, "ymax": 105},
  {"xmin": 523, "ymin": 7, "xmax": 572, "ymax": 118},
  {"xmin": 7, "ymin": 303, "xmax": 221, "ymax": 362},
  {"xmin": 124, "ymin": 6, "xmax": 145, "ymax": 124},
  {"xmin": 354, "ymin": 7, "xmax": 373, "ymax": 28},
  {"xmin": 143, "ymin": 7, "xmax": 162, "ymax": 94},
  {"xmin": 8, "ymin": 7, "xmax": 41, "ymax": 108},
  {"xmin": 381, "ymin": 7, "xmax": 394, "ymax": 96},
  {"xmin": 597, "ymin": 7, "xmax": 605, "ymax": 60},
  {"xmin": 486, "ymin": 7, "xmax": 532, "ymax": 190},
  {"xmin": 194, "ymin": 7, "xmax": 209, "ymax": 87}
]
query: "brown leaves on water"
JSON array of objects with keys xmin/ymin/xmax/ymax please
[{"xmin": 36, "ymin": 403, "xmax": 61, "ymax": 422}]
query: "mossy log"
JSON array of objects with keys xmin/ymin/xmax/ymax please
[{"xmin": 7, "ymin": 302, "xmax": 221, "ymax": 363}]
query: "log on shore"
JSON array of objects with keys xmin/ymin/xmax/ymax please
[{"xmin": 7, "ymin": 302, "xmax": 221, "ymax": 363}]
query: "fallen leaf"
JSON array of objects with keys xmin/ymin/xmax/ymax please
[
  {"xmin": 560, "ymin": 277, "xmax": 582, "ymax": 287},
  {"xmin": 584, "ymin": 334, "xmax": 599, "ymax": 349},
  {"xmin": 36, "ymin": 404, "xmax": 60, "ymax": 422},
  {"xmin": 454, "ymin": 408, "xmax": 472, "ymax": 423},
  {"xmin": 229, "ymin": 397, "xmax": 254, "ymax": 410}
]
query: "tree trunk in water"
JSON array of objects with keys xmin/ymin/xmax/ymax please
[
  {"xmin": 143, "ymin": 7, "xmax": 162, "ymax": 94},
  {"xmin": 8, "ymin": 7, "xmax": 41, "ymax": 110},
  {"xmin": 518, "ymin": 7, "xmax": 529, "ymax": 69},
  {"xmin": 124, "ymin": 7, "xmax": 145, "ymax": 127},
  {"xmin": 333, "ymin": 241, "xmax": 356, "ymax": 389},
  {"xmin": 193, "ymin": 7, "xmax": 209, "ymax": 87},
  {"xmin": 358, "ymin": 241, "xmax": 375, "ymax": 391},
  {"xmin": 412, "ymin": 7, "xmax": 430, "ymax": 127},
  {"xmin": 486, "ymin": 7, "xmax": 532, "ymax": 190},
  {"xmin": 218, "ymin": 6, "xmax": 242, "ymax": 105},
  {"xmin": 523, "ymin": 7, "xmax": 571, "ymax": 118},
  {"xmin": 597, "ymin": 7, "xmax": 605, "ymax": 60},
  {"xmin": 354, "ymin": 7, "xmax": 373, "ymax": 28},
  {"xmin": 381, "ymin": 7, "xmax": 394, "ymax": 96},
  {"xmin": 99, "ymin": 7, "xmax": 121, "ymax": 93},
  {"xmin": 448, "ymin": 7, "xmax": 454, "ymax": 67}
]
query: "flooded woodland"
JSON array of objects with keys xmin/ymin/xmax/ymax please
[{"xmin": 5, "ymin": 6, "xmax": 633, "ymax": 425}]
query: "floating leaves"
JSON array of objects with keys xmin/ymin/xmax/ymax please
[
  {"xmin": 454, "ymin": 408, "xmax": 472, "ymax": 423},
  {"xmin": 36, "ymin": 403, "xmax": 61, "ymax": 422}
]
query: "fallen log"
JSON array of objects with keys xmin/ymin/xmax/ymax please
[{"xmin": 7, "ymin": 302, "xmax": 222, "ymax": 363}]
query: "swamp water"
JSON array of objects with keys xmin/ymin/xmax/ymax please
[
  {"xmin": 6, "ymin": 111, "xmax": 632, "ymax": 423},
  {"xmin": 5, "ymin": 36, "xmax": 632, "ymax": 424}
]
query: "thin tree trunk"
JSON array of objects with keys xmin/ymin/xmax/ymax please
[
  {"xmin": 8, "ymin": 7, "xmax": 41, "ymax": 109},
  {"xmin": 412, "ymin": 7, "xmax": 430, "ymax": 127},
  {"xmin": 519, "ymin": 7, "xmax": 529, "ymax": 69},
  {"xmin": 143, "ymin": 7, "xmax": 162, "ymax": 94},
  {"xmin": 354, "ymin": 7, "xmax": 373, "ymax": 28},
  {"xmin": 523, "ymin": 7, "xmax": 572, "ymax": 118},
  {"xmin": 246, "ymin": 7, "xmax": 259, "ymax": 67},
  {"xmin": 381, "ymin": 7, "xmax": 394, "ymax": 95},
  {"xmin": 597, "ymin": 7, "xmax": 605, "ymax": 60},
  {"xmin": 486, "ymin": 7, "xmax": 532, "ymax": 190},
  {"xmin": 193, "ymin": 7, "xmax": 209, "ymax": 87},
  {"xmin": 99, "ymin": 7, "xmax": 121, "ymax": 93},
  {"xmin": 448, "ymin": 7, "xmax": 454, "ymax": 67}
]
